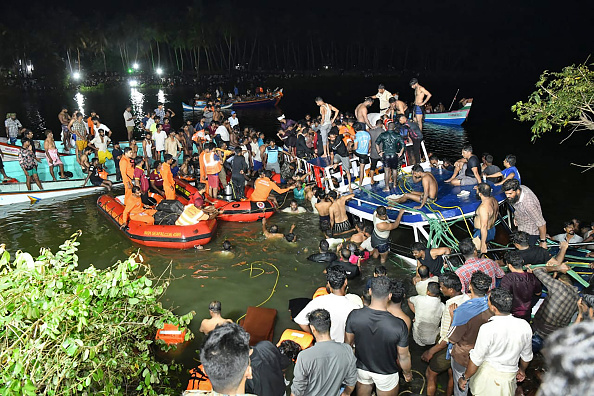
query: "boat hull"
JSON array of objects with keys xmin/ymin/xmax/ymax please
[
  {"xmin": 0, "ymin": 175, "xmax": 121, "ymax": 206},
  {"xmin": 97, "ymin": 194, "xmax": 217, "ymax": 249},
  {"xmin": 182, "ymin": 91, "xmax": 283, "ymax": 112}
]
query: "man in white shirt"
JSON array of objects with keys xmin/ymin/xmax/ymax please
[
  {"xmin": 294, "ymin": 265, "xmax": 362, "ymax": 343},
  {"xmin": 552, "ymin": 221, "xmax": 583, "ymax": 244},
  {"xmin": 421, "ymin": 272, "xmax": 470, "ymax": 396},
  {"xmin": 123, "ymin": 106, "xmax": 135, "ymax": 142},
  {"xmin": 370, "ymin": 84, "xmax": 396, "ymax": 116},
  {"xmin": 93, "ymin": 119, "xmax": 112, "ymax": 138},
  {"xmin": 4, "ymin": 113, "xmax": 22, "ymax": 144},
  {"xmin": 89, "ymin": 129, "xmax": 112, "ymax": 164},
  {"xmin": 164, "ymin": 131, "xmax": 183, "ymax": 159},
  {"xmin": 408, "ymin": 282, "xmax": 445, "ymax": 346},
  {"xmin": 458, "ymin": 288, "xmax": 533, "ymax": 396},
  {"xmin": 152, "ymin": 124, "xmax": 167, "ymax": 162},
  {"xmin": 216, "ymin": 121, "xmax": 231, "ymax": 143},
  {"xmin": 228, "ymin": 111, "xmax": 239, "ymax": 128},
  {"xmin": 414, "ymin": 265, "xmax": 440, "ymax": 296}
]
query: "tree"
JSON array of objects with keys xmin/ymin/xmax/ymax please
[
  {"xmin": 0, "ymin": 232, "xmax": 194, "ymax": 395},
  {"xmin": 512, "ymin": 61, "xmax": 594, "ymax": 171}
]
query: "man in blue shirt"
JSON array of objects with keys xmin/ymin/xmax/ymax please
[
  {"xmin": 494, "ymin": 154, "xmax": 521, "ymax": 186},
  {"xmin": 264, "ymin": 140, "xmax": 282, "ymax": 174},
  {"xmin": 354, "ymin": 122, "xmax": 371, "ymax": 188}
]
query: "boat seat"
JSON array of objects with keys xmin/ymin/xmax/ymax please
[{"xmin": 239, "ymin": 306, "xmax": 277, "ymax": 346}]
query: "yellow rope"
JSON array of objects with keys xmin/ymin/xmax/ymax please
[{"xmin": 235, "ymin": 261, "xmax": 280, "ymax": 324}]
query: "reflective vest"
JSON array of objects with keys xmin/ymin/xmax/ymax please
[
  {"xmin": 204, "ymin": 152, "xmax": 222, "ymax": 175},
  {"xmin": 313, "ymin": 286, "xmax": 329, "ymax": 299},
  {"xmin": 176, "ymin": 204, "xmax": 206, "ymax": 226}
]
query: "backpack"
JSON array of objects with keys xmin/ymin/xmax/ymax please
[{"xmin": 408, "ymin": 123, "xmax": 423, "ymax": 140}]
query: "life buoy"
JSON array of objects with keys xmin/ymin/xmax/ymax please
[
  {"xmin": 155, "ymin": 323, "xmax": 186, "ymax": 345},
  {"xmin": 277, "ymin": 329, "xmax": 313, "ymax": 351}
]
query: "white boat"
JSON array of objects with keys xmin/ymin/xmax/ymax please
[{"xmin": 0, "ymin": 175, "xmax": 122, "ymax": 206}]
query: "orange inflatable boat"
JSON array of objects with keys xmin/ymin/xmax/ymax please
[
  {"xmin": 97, "ymin": 194, "xmax": 217, "ymax": 249},
  {"xmin": 175, "ymin": 179, "xmax": 275, "ymax": 222}
]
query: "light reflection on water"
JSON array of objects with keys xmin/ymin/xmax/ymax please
[
  {"xmin": 74, "ymin": 92, "xmax": 86, "ymax": 116},
  {"xmin": 130, "ymin": 88, "xmax": 145, "ymax": 119}
]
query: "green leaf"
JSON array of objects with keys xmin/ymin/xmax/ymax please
[{"xmin": 129, "ymin": 298, "xmax": 140, "ymax": 305}]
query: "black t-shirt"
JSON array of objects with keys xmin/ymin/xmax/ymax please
[
  {"xmin": 465, "ymin": 155, "xmax": 481, "ymax": 177},
  {"xmin": 345, "ymin": 307, "xmax": 409, "ymax": 374},
  {"xmin": 330, "ymin": 139, "xmax": 349, "ymax": 157},
  {"xmin": 88, "ymin": 165, "xmax": 101, "ymax": 182},
  {"xmin": 419, "ymin": 249, "xmax": 444, "ymax": 276},
  {"xmin": 307, "ymin": 252, "xmax": 338, "ymax": 263},
  {"xmin": 326, "ymin": 260, "xmax": 360, "ymax": 280},
  {"xmin": 517, "ymin": 246, "xmax": 552, "ymax": 265},
  {"xmin": 245, "ymin": 341, "xmax": 287, "ymax": 396}
]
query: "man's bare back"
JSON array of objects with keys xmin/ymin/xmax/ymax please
[
  {"xmin": 395, "ymin": 100, "xmax": 408, "ymax": 115},
  {"xmin": 199, "ymin": 316, "xmax": 233, "ymax": 335},
  {"xmin": 355, "ymin": 103, "xmax": 370, "ymax": 127},
  {"xmin": 421, "ymin": 172, "xmax": 438, "ymax": 199},
  {"xmin": 315, "ymin": 199, "xmax": 332, "ymax": 217},
  {"xmin": 330, "ymin": 194, "xmax": 353, "ymax": 225},
  {"xmin": 475, "ymin": 196, "xmax": 499, "ymax": 229}
]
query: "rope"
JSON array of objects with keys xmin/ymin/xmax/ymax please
[
  {"xmin": 398, "ymin": 369, "xmax": 427, "ymax": 395},
  {"xmin": 235, "ymin": 261, "xmax": 280, "ymax": 324}
]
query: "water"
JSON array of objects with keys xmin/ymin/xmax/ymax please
[{"xmin": 1, "ymin": 76, "xmax": 592, "ymax": 391}]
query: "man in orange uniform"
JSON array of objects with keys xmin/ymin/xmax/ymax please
[
  {"xmin": 250, "ymin": 170, "xmax": 293, "ymax": 208},
  {"xmin": 161, "ymin": 154, "xmax": 176, "ymax": 200},
  {"xmin": 119, "ymin": 147, "xmax": 135, "ymax": 202},
  {"xmin": 122, "ymin": 186, "xmax": 157, "ymax": 225}
]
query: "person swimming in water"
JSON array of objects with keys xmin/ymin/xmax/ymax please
[
  {"xmin": 282, "ymin": 200, "xmax": 307, "ymax": 214},
  {"xmin": 262, "ymin": 217, "xmax": 298, "ymax": 242}
]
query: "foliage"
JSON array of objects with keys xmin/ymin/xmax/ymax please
[
  {"xmin": 0, "ymin": 232, "xmax": 194, "ymax": 395},
  {"xmin": 512, "ymin": 62, "xmax": 594, "ymax": 141}
]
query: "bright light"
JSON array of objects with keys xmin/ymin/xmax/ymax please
[
  {"xmin": 129, "ymin": 80, "xmax": 139, "ymax": 87},
  {"xmin": 74, "ymin": 92, "xmax": 86, "ymax": 116},
  {"xmin": 72, "ymin": 71, "xmax": 81, "ymax": 80},
  {"xmin": 133, "ymin": 63, "xmax": 139, "ymax": 70},
  {"xmin": 156, "ymin": 68, "xmax": 163, "ymax": 75},
  {"xmin": 157, "ymin": 89, "xmax": 166, "ymax": 104},
  {"xmin": 130, "ymin": 88, "xmax": 145, "ymax": 119}
]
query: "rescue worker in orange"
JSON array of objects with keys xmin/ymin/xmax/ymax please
[
  {"xmin": 250, "ymin": 170, "xmax": 294, "ymax": 208},
  {"xmin": 119, "ymin": 147, "xmax": 135, "ymax": 202},
  {"xmin": 122, "ymin": 186, "xmax": 157, "ymax": 226},
  {"xmin": 161, "ymin": 154, "xmax": 176, "ymax": 200},
  {"xmin": 202, "ymin": 142, "xmax": 224, "ymax": 199}
]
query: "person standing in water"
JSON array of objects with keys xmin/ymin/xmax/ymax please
[{"xmin": 410, "ymin": 78, "xmax": 432, "ymax": 131}]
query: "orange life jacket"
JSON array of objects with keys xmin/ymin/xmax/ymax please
[
  {"xmin": 204, "ymin": 152, "xmax": 222, "ymax": 175},
  {"xmin": 277, "ymin": 329, "xmax": 314, "ymax": 351}
]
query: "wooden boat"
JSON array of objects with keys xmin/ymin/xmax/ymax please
[
  {"xmin": 424, "ymin": 99, "xmax": 472, "ymax": 126},
  {"xmin": 174, "ymin": 178, "xmax": 275, "ymax": 222},
  {"xmin": 182, "ymin": 90, "xmax": 283, "ymax": 112},
  {"xmin": 97, "ymin": 194, "xmax": 217, "ymax": 249}
]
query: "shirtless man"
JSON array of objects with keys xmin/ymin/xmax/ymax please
[
  {"xmin": 385, "ymin": 96, "xmax": 409, "ymax": 120},
  {"xmin": 409, "ymin": 78, "xmax": 432, "ymax": 131},
  {"xmin": 315, "ymin": 96, "xmax": 339, "ymax": 158},
  {"xmin": 355, "ymin": 97, "xmax": 374, "ymax": 130},
  {"xmin": 199, "ymin": 301, "xmax": 233, "ymax": 335},
  {"xmin": 262, "ymin": 217, "xmax": 297, "ymax": 242},
  {"xmin": 350, "ymin": 222, "xmax": 371, "ymax": 244},
  {"xmin": 329, "ymin": 190, "xmax": 355, "ymax": 236},
  {"xmin": 58, "ymin": 107, "xmax": 72, "ymax": 152},
  {"xmin": 473, "ymin": 183, "xmax": 499, "ymax": 254},
  {"xmin": 44, "ymin": 130, "xmax": 68, "ymax": 180},
  {"xmin": 79, "ymin": 147, "xmax": 93, "ymax": 173},
  {"xmin": 315, "ymin": 195, "xmax": 334, "ymax": 232},
  {"xmin": 393, "ymin": 164, "xmax": 438, "ymax": 209}
]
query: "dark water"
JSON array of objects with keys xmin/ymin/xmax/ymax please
[{"xmin": 0, "ymin": 75, "xmax": 591, "ymax": 392}]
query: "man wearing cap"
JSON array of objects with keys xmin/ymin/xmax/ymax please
[
  {"xmin": 228, "ymin": 111, "xmax": 239, "ymax": 128},
  {"xmin": 410, "ymin": 78, "xmax": 432, "ymax": 131},
  {"xmin": 5, "ymin": 113, "xmax": 22, "ymax": 145},
  {"xmin": 278, "ymin": 114, "xmax": 296, "ymax": 131},
  {"xmin": 370, "ymin": 84, "xmax": 397, "ymax": 116}
]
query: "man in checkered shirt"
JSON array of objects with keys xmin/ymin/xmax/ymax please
[
  {"xmin": 455, "ymin": 238, "xmax": 505, "ymax": 293},
  {"xmin": 502, "ymin": 179, "xmax": 548, "ymax": 248},
  {"xmin": 526, "ymin": 263, "xmax": 579, "ymax": 353}
]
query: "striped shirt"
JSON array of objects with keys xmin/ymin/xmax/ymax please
[
  {"xmin": 510, "ymin": 185, "xmax": 546, "ymax": 236},
  {"xmin": 532, "ymin": 269, "xmax": 579, "ymax": 338},
  {"xmin": 455, "ymin": 257, "xmax": 505, "ymax": 294}
]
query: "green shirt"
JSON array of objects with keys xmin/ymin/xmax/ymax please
[{"xmin": 375, "ymin": 130, "xmax": 404, "ymax": 156}]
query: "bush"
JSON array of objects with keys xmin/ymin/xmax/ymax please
[{"xmin": 0, "ymin": 231, "xmax": 194, "ymax": 395}]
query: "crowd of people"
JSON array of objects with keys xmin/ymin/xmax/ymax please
[{"xmin": 3, "ymin": 79, "xmax": 593, "ymax": 396}]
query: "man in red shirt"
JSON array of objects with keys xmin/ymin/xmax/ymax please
[{"xmin": 455, "ymin": 238, "xmax": 505, "ymax": 293}]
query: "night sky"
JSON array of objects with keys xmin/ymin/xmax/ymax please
[{"xmin": 6, "ymin": 0, "xmax": 591, "ymax": 74}]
